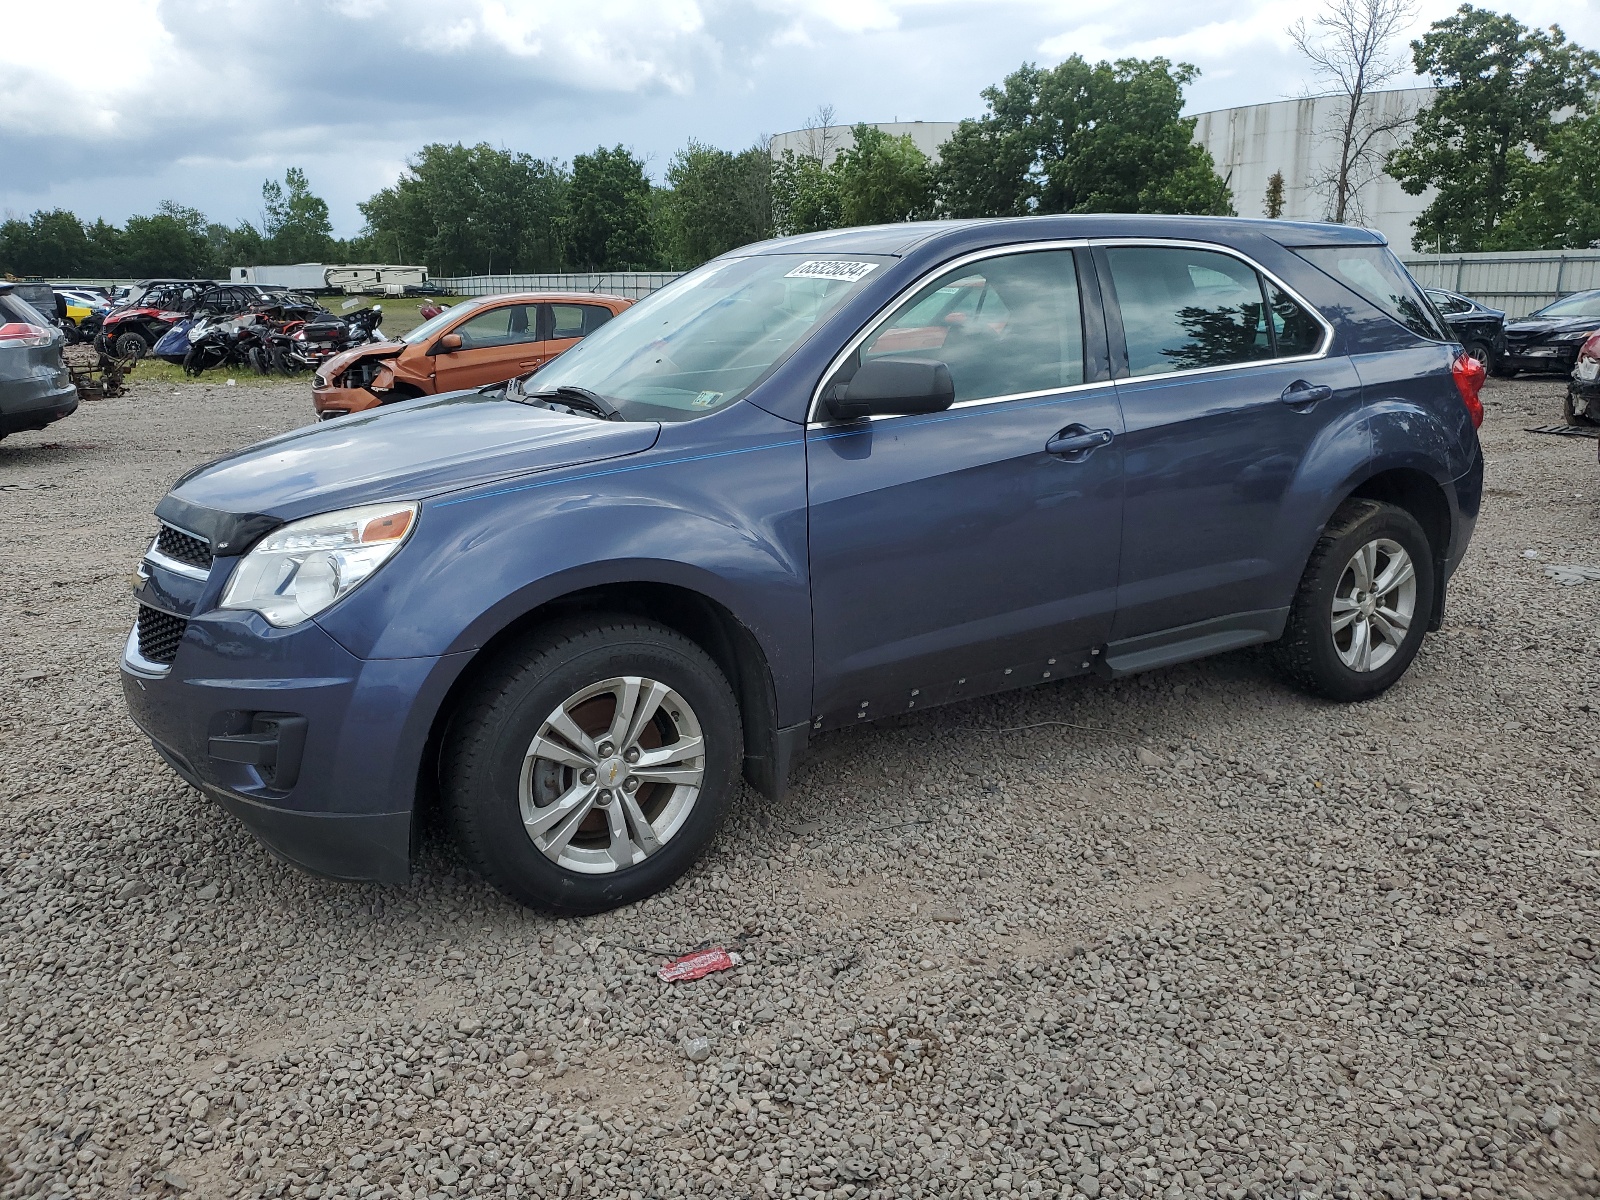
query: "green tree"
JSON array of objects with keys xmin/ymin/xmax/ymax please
[
  {"xmin": 771, "ymin": 150, "xmax": 843, "ymax": 236},
  {"xmin": 260, "ymin": 167, "xmax": 336, "ymax": 264},
  {"xmin": 1386, "ymin": 5, "xmax": 1600, "ymax": 251},
  {"xmin": 1492, "ymin": 112, "xmax": 1600, "ymax": 249},
  {"xmin": 565, "ymin": 145, "xmax": 657, "ymax": 270},
  {"xmin": 934, "ymin": 57, "xmax": 1234, "ymax": 218},
  {"xmin": 1265, "ymin": 170, "xmax": 1287, "ymax": 218},
  {"xmin": 659, "ymin": 141, "xmax": 772, "ymax": 267},
  {"xmin": 121, "ymin": 202, "xmax": 214, "ymax": 277},
  {"xmin": 834, "ymin": 124, "xmax": 933, "ymax": 225},
  {"xmin": 358, "ymin": 143, "xmax": 569, "ymax": 276}
]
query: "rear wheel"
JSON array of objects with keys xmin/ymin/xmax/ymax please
[
  {"xmin": 443, "ymin": 618, "xmax": 740, "ymax": 914},
  {"xmin": 113, "ymin": 330, "xmax": 150, "ymax": 360},
  {"xmin": 1271, "ymin": 499, "xmax": 1435, "ymax": 702},
  {"xmin": 1462, "ymin": 340, "xmax": 1492, "ymax": 372}
]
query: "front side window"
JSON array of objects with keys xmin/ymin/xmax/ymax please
[
  {"xmin": 847, "ymin": 249, "xmax": 1085, "ymax": 403},
  {"xmin": 1107, "ymin": 246, "xmax": 1276, "ymax": 376},
  {"xmin": 454, "ymin": 304, "xmax": 535, "ymax": 349},
  {"xmin": 527, "ymin": 253, "xmax": 891, "ymax": 422},
  {"xmin": 1428, "ymin": 290, "xmax": 1471, "ymax": 315},
  {"xmin": 1297, "ymin": 245, "xmax": 1448, "ymax": 341}
]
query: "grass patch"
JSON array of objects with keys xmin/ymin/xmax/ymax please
[{"xmin": 126, "ymin": 359, "xmax": 309, "ymax": 387}]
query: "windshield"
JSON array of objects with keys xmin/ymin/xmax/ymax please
[
  {"xmin": 1533, "ymin": 291, "xmax": 1600, "ymax": 320},
  {"xmin": 524, "ymin": 254, "xmax": 892, "ymax": 421},
  {"xmin": 404, "ymin": 299, "xmax": 481, "ymax": 344}
]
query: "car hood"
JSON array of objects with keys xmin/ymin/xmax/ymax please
[
  {"xmin": 319, "ymin": 340, "xmax": 405, "ymax": 377},
  {"xmin": 1505, "ymin": 316, "xmax": 1598, "ymax": 338},
  {"xmin": 157, "ymin": 389, "xmax": 661, "ymax": 552}
]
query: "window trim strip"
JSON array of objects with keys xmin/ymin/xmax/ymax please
[{"xmin": 806, "ymin": 236, "xmax": 1337, "ymax": 423}]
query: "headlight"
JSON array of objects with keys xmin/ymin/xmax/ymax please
[
  {"xmin": 1553, "ymin": 330, "xmax": 1593, "ymax": 341},
  {"xmin": 220, "ymin": 502, "xmax": 417, "ymax": 627}
]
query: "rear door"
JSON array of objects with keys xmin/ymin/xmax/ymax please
[
  {"xmin": 531, "ymin": 302, "xmax": 617, "ymax": 371},
  {"xmin": 1097, "ymin": 240, "xmax": 1363, "ymax": 642},
  {"xmin": 432, "ymin": 302, "xmax": 542, "ymax": 390},
  {"xmin": 806, "ymin": 245, "xmax": 1125, "ymax": 726}
]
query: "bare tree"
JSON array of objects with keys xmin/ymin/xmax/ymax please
[
  {"xmin": 1290, "ymin": 0, "xmax": 1418, "ymax": 223},
  {"xmin": 801, "ymin": 104, "xmax": 840, "ymax": 164}
]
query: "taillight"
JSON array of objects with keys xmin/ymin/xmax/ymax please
[
  {"xmin": 1451, "ymin": 351, "xmax": 1485, "ymax": 429},
  {"xmin": 0, "ymin": 322, "xmax": 52, "ymax": 348},
  {"xmin": 1580, "ymin": 330, "xmax": 1600, "ymax": 361}
]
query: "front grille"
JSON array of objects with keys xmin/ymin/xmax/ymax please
[
  {"xmin": 136, "ymin": 604, "xmax": 187, "ymax": 665},
  {"xmin": 155, "ymin": 524, "xmax": 211, "ymax": 569}
]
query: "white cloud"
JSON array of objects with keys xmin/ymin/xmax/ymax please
[{"xmin": 1, "ymin": 0, "xmax": 1595, "ymax": 232}]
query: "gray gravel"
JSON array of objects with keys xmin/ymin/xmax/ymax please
[{"xmin": 0, "ymin": 374, "xmax": 1597, "ymax": 1200}]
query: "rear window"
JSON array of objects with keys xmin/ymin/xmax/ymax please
[
  {"xmin": 0, "ymin": 293, "xmax": 52, "ymax": 327},
  {"xmin": 1296, "ymin": 245, "xmax": 1448, "ymax": 342}
]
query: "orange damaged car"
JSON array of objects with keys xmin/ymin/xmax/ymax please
[{"xmin": 311, "ymin": 292, "xmax": 632, "ymax": 418}]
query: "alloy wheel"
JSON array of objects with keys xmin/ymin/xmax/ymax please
[
  {"xmin": 519, "ymin": 675, "xmax": 705, "ymax": 874},
  {"xmin": 1330, "ymin": 538, "xmax": 1417, "ymax": 672}
]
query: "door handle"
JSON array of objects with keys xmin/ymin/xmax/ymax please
[
  {"xmin": 1281, "ymin": 380, "xmax": 1333, "ymax": 409},
  {"xmin": 1046, "ymin": 426, "xmax": 1114, "ymax": 459}
]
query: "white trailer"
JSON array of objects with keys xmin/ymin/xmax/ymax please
[
  {"xmin": 229, "ymin": 263, "xmax": 334, "ymax": 291},
  {"xmin": 228, "ymin": 264, "xmax": 430, "ymax": 294}
]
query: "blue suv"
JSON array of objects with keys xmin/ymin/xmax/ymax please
[{"xmin": 122, "ymin": 216, "xmax": 1484, "ymax": 913}]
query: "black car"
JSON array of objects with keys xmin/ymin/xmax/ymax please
[
  {"xmin": 1425, "ymin": 288, "xmax": 1504, "ymax": 370},
  {"xmin": 1497, "ymin": 289, "xmax": 1600, "ymax": 377}
]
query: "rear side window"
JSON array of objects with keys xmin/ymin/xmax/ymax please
[
  {"xmin": 1297, "ymin": 245, "xmax": 1447, "ymax": 341},
  {"xmin": 547, "ymin": 303, "xmax": 615, "ymax": 339},
  {"xmin": 1106, "ymin": 246, "xmax": 1277, "ymax": 376},
  {"xmin": 855, "ymin": 249, "xmax": 1085, "ymax": 403}
]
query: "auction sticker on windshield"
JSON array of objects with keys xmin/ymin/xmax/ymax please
[{"xmin": 785, "ymin": 260, "xmax": 879, "ymax": 283}]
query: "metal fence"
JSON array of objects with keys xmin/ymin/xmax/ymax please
[
  {"xmin": 432, "ymin": 272, "xmax": 683, "ymax": 299},
  {"xmin": 1399, "ymin": 251, "xmax": 1600, "ymax": 317}
]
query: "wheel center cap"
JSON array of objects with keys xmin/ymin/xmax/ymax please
[{"xmin": 599, "ymin": 757, "xmax": 625, "ymax": 787}]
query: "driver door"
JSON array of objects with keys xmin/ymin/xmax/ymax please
[
  {"xmin": 432, "ymin": 302, "xmax": 543, "ymax": 391},
  {"xmin": 806, "ymin": 247, "xmax": 1124, "ymax": 727}
]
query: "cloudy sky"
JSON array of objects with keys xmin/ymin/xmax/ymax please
[{"xmin": 3, "ymin": 0, "xmax": 1596, "ymax": 237}]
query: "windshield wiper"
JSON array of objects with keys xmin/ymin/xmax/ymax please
[{"xmin": 511, "ymin": 384, "xmax": 625, "ymax": 422}]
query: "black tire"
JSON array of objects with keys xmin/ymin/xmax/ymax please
[
  {"xmin": 113, "ymin": 330, "xmax": 150, "ymax": 360},
  {"xmin": 443, "ymin": 617, "xmax": 741, "ymax": 915},
  {"xmin": 1563, "ymin": 388, "xmax": 1598, "ymax": 426},
  {"xmin": 1462, "ymin": 340, "xmax": 1492, "ymax": 372},
  {"xmin": 182, "ymin": 346, "xmax": 205, "ymax": 377},
  {"xmin": 1271, "ymin": 499, "xmax": 1436, "ymax": 702}
]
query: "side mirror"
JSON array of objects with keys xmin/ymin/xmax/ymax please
[
  {"xmin": 431, "ymin": 332, "xmax": 463, "ymax": 355},
  {"xmin": 825, "ymin": 357, "xmax": 955, "ymax": 421}
]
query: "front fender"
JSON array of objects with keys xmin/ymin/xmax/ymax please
[{"xmin": 312, "ymin": 403, "xmax": 813, "ymax": 726}]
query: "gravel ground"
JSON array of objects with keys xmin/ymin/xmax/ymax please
[{"xmin": 0, "ymin": 374, "xmax": 1596, "ymax": 1200}]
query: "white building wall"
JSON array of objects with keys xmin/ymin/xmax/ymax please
[
  {"xmin": 1188, "ymin": 89, "xmax": 1436, "ymax": 249},
  {"xmin": 769, "ymin": 122, "xmax": 960, "ymax": 166}
]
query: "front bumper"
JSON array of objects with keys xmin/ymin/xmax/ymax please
[
  {"xmin": 121, "ymin": 608, "xmax": 470, "ymax": 884},
  {"xmin": 1501, "ymin": 344, "xmax": 1581, "ymax": 373}
]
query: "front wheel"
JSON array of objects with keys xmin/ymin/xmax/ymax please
[
  {"xmin": 1271, "ymin": 499, "xmax": 1435, "ymax": 702},
  {"xmin": 113, "ymin": 330, "xmax": 150, "ymax": 360},
  {"xmin": 443, "ymin": 618, "xmax": 741, "ymax": 914}
]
